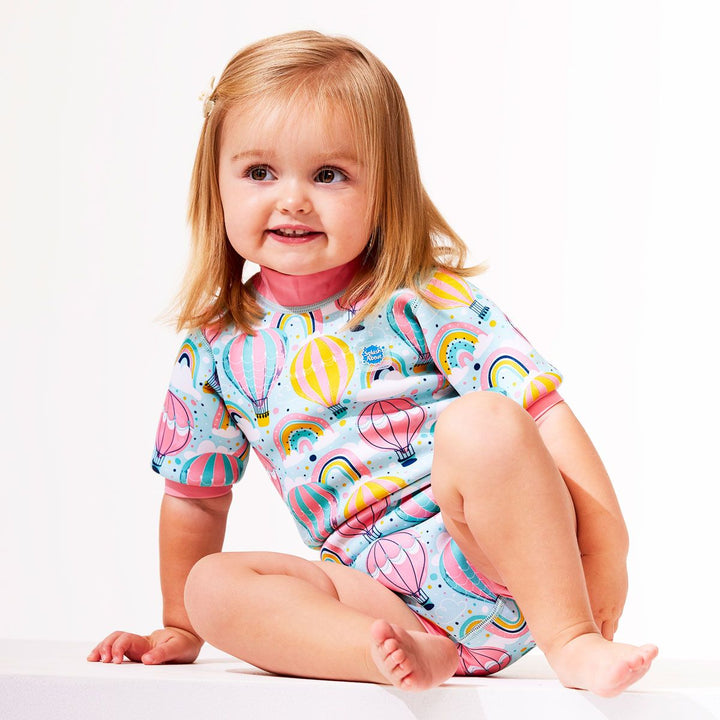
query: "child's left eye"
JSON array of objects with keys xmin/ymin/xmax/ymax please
[{"xmin": 314, "ymin": 167, "xmax": 347, "ymax": 184}]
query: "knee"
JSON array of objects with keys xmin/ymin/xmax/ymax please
[
  {"xmin": 432, "ymin": 393, "xmax": 539, "ymax": 500},
  {"xmin": 435, "ymin": 391, "xmax": 536, "ymax": 452},
  {"xmin": 184, "ymin": 552, "xmax": 230, "ymax": 637}
]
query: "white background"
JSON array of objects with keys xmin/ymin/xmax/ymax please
[{"xmin": 1, "ymin": 0, "xmax": 718, "ymax": 661}]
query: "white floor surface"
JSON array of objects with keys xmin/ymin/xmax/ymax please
[{"xmin": 1, "ymin": 640, "xmax": 719, "ymax": 720}]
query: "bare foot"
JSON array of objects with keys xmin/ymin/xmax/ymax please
[
  {"xmin": 369, "ymin": 619, "xmax": 457, "ymax": 691},
  {"xmin": 547, "ymin": 632, "xmax": 658, "ymax": 697}
]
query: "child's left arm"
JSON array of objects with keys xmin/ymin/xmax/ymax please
[{"xmin": 536, "ymin": 401, "xmax": 630, "ymax": 640}]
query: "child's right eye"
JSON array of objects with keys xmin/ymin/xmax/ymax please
[{"xmin": 247, "ymin": 166, "xmax": 275, "ymax": 181}]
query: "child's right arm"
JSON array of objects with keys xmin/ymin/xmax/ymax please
[{"xmin": 88, "ymin": 492, "xmax": 232, "ymax": 664}]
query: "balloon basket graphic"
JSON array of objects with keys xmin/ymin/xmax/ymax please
[
  {"xmin": 413, "ymin": 589, "xmax": 434, "ymax": 610},
  {"xmin": 364, "ymin": 527, "xmax": 382, "ymax": 542},
  {"xmin": 470, "ymin": 300, "xmax": 490, "ymax": 319},
  {"xmin": 151, "ymin": 451, "xmax": 164, "ymax": 472},
  {"xmin": 329, "ymin": 403, "xmax": 348, "ymax": 418},
  {"xmin": 253, "ymin": 398, "xmax": 270, "ymax": 427},
  {"xmin": 396, "ymin": 445, "xmax": 417, "ymax": 467}
]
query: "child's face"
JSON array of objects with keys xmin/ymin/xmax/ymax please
[{"xmin": 218, "ymin": 102, "xmax": 372, "ymax": 276}]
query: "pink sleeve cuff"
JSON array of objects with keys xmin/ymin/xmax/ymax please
[
  {"xmin": 526, "ymin": 390, "xmax": 564, "ymax": 422},
  {"xmin": 164, "ymin": 479, "xmax": 233, "ymax": 499}
]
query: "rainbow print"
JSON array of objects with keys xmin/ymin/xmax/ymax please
[{"xmin": 273, "ymin": 413, "xmax": 332, "ymax": 458}]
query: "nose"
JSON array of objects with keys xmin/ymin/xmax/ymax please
[{"xmin": 276, "ymin": 179, "xmax": 312, "ymax": 215}]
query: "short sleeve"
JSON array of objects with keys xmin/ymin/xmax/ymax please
[
  {"xmin": 412, "ymin": 270, "xmax": 563, "ymax": 414},
  {"xmin": 151, "ymin": 328, "xmax": 250, "ymax": 496}
]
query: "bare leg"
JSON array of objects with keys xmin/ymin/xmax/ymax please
[
  {"xmin": 184, "ymin": 551, "xmax": 457, "ymax": 690},
  {"xmin": 431, "ymin": 392, "xmax": 657, "ymax": 697}
]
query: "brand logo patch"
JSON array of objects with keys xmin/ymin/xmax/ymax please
[{"xmin": 361, "ymin": 344, "xmax": 385, "ymax": 365}]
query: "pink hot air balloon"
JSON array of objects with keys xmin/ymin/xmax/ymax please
[
  {"xmin": 178, "ymin": 450, "xmax": 245, "ymax": 488},
  {"xmin": 439, "ymin": 538, "xmax": 496, "ymax": 601},
  {"xmin": 366, "ymin": 532, "xmax": 433, "ymax": 609},
  {"xmin": 153, "ymin": 390, "xmax": 194, "ymax": 470},
  {"xmin": 357, "ymin": 398, "xmax": 426, "ymax": 466},
  {"xmin": 223, "ymin": 329, "xmax": 286, "ymax": 427},
  {"xmin": 287, "ymin": 482, "xmax": 339, "ymax": 547},
  {"xmin": 457, "ymin": 645, "xmax": 512, "ymax": 676},
  {"xmin": 396, "ymin": 486, "xmax": 440, "ymax": 524}
]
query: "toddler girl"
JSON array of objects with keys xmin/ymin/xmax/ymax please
[{"xmin": 88, "ymin": 30, "xmax": 657, "ymax": 696}]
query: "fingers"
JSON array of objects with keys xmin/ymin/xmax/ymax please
[
  {"xmin": 87, "ymin": 632, "xmax": 151, "ymax": 664},
  {"xmin": 87, "ymin": 631, "xmax": 124, "ymax": 663},
  {"xmin": 141, "ymin": 636, "xmax": 173, "ymax": 665},
  {"xmin": 88, "ymin": 628, "xmax": 201, "ymax": 666},
  {"xmin": 142, "ymin": 629, "xmax": 202, "ymax": 665}
]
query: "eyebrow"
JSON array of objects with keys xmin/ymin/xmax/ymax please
[{"xmin": 229, "ymin": 149, "xmax": 361, "ymax": 165}]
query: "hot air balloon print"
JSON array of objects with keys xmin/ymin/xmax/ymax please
[
  {"xmin": 222, "ymin": 329, "xmax": 286, "ymax": 427},
  {"xmin": 387, "ymin": 291, "xmax": 431, "ymax": 365},
  {"xmin": 424, "ymin": 271, "xmax": 490, "ymax": 319},
  {"xmin": 357, "ymin": 398, "xmax": 426, "ymax": 466},
  {"xmin": 439, "ymin": 539, "xmax": 496, "ymax": 601},
  {"xmin": 290, "ymin": 336, "xmax": 355, "ymax": 417},
  {"xmin": 336, "ymin": 500, "xmax": 388, "ymax": 542},
  {"xmin": 153, "ymin": 390, "xmax": 194, "ymax": 470},
  {"xmin": 457, "ymin": 645, "xmax": 512, "ymax": 676},
  {"xmin": 343, "ymin": 476, "xmax": 408, "ymax": 517},
  {"xmin": 337, "ymin": 475, "xmax": 408, "ymax": 542},
  {"xmin": 522, "ymin": 370, "xmax": 562, "ymax": 409},
  {"xmin": 287, "ymin": 482, "xmax": 339, "ymax": 547},
  {"xmin": 396, "ymin": 486, "xmax": 440, "ymax": 524},
  {"xmin": 178, "ymin": 437, "xmax": 250, "ymax": 488},
  {"xmin": 366, "ymin": 532, "xmax": 434, "ymax": 609}
]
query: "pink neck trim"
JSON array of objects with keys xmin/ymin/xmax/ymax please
[{"xmin": 255, "ymin": 257, "xmax": 363, "ymax": 307}]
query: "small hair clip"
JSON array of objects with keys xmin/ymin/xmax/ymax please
[{"xmin": 199, "ymin": 76, "xmax": 216, "ymax": 118}]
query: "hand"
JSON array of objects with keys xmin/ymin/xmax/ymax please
[
  {"xmin": 581, "ymin": 551, "xmax": 628, "ymax": 640},
  {"xmin": 87, "ymin": 626, "xmax": 203, "ymax": 665}
]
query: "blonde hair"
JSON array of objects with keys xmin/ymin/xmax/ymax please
[{"xmin": 177, "ymin": 30, "xmax": 481, "ymax": 334}]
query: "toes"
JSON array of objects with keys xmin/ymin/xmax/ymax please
[
  {"xmin": 381, "ymin": 637, "xmax": 400, "ymax": 656},
  {"xmin": 370, "ymin": 619, "xmax": 394, "ymax": 646},
  {"xmin": 641, "ymin": 644, "xmax": 659, "ymax": 662},
  {"xmin": 388, "ymin": 647, "xmax": 407, "ymax": 669}
]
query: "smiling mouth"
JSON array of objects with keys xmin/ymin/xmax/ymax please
[{"xmin": 268, "ymin": 228, "xmax": 323, "ymax": 242}]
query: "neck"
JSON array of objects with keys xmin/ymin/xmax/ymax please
[{"xmin": 255, "ymin": 256, "xmax": 363, "ymax": 307}]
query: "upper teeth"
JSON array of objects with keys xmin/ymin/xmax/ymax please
[{"xmin": 275, "ymin": 229, "xmax": 310, "ymax": 236}]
